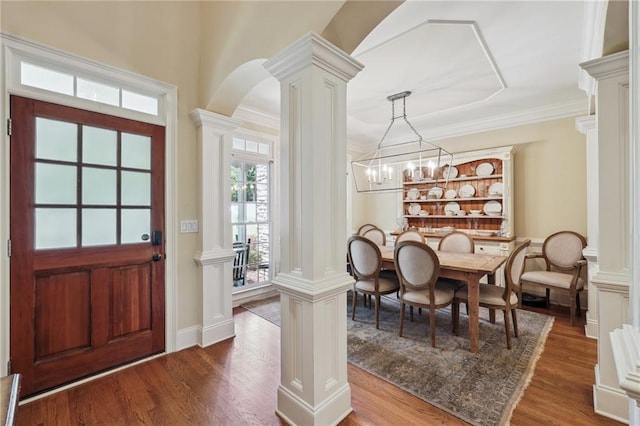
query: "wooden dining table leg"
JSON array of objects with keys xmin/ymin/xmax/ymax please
[
  {"xmin": 467, "ymin": 272, "xmax": 480, "ymax": 353},
  {"xmin": 487, "ymin": 272, "xmax": 496, "ymax": 324}
]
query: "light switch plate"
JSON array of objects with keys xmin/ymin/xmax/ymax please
[{"xmin": 180, "ymin": 220, "xmax": 199, "ymax": 233}]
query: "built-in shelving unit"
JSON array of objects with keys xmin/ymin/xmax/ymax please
[{"xmin": 400, "ymin": 146, "xmax": 514, "ymax": 237}]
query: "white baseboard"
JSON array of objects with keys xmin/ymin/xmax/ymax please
[
  {"xmin": 593, "ymin": 364, "xmax": 630, "ymax": 423},
  {"xmin": 233, "ymin": 284, "xmax": 279, "ymax": 307},
  {"xmin": 176, "ymin": 321, "xmax": 235, "ymax": 350}
]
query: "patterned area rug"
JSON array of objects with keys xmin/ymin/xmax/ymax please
[{"xmin": 241, "ymin": 292, "xmax": 553, "ymax": 426}]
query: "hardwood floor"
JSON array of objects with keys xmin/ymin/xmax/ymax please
[{"xmin": 16, "ymin": 303, "xmax": 622, "ymax": 425}]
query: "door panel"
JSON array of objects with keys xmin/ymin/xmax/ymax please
[{"xmin": 10, "ymin": 96, "xmax": 165, "ymax": 397}]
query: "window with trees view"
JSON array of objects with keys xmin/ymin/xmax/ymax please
[{"xmin": 231, "ymin": 135, "xmax": 272, "ymax": 288}]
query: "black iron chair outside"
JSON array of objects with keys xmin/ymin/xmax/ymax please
[{"xmin": 233, "ymin": 240, "xmax": 251, "ymax": 287}]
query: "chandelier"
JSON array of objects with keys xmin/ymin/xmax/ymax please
[{"xmin": 351, "ymin": 91, "xmax": 453, "ymax": 193}]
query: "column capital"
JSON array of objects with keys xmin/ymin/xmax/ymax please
[
  {"xmin": 264, "ymin": 32, "xmax": 364, "ymax": 82},
  {"xmin": 190, "ymin": 108, "xmax": 242, "ymax": 134},
  {"xmin": 575, "ymin": 115, "xmax": 596, "ymax": 134}
]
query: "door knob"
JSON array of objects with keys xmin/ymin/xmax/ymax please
[{"xmin": 152, "ymin": 253, "xmax": 163, "ymax": 262}]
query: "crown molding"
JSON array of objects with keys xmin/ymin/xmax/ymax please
[
  {"xmin": 233, "ymin": 105, "xmax": 280, "ymax": 130},
  {"xmin": 581, "ymin": 50, "xmax": 629, "ymax": 80},
  {"xmin": 347, "ymin": 98, "xmax": 587, "ymax": 153}
]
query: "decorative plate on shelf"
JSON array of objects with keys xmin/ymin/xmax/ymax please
[
  {"xmin": 444, "ymin": 201, "xmax": 461, "ymax": 215},
  {"xmin": 476, "ymin": 162, "xmax": 494, "ymax": 177},
  {"xmin": 407, "ymin": 188, "xmax": 420, "ymax": 200},
  {"xmin": 428, "ymin": 186, "xmax": 444, "ymax": 199},
  {"xmin": 408, "ymin": 203, "xmax": 421, "ymax": 215},
  {"xmin": 444, "ymin": 189, "xmax": 457, "ymax": 199},
  {"xmin": 489, "ymin": 182, "xmax": 504, "ymax": 196},
  {"xmin": 458, "ymin": 184, "xmax": 476, "ymax": 198},
  {"xmin": 442, "ymin": 165, "xmax": 458, "ymax": 180},
  {"xmin": 483, "ymin": 200, "xmax": 502, "ymax": 216}
]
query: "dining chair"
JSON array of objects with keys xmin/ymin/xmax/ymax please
[
  {"xmin": 362, "ymin": 227, "xmax": 386, "ymax": 246},
  {"xmin": 394, "ymin": 240, "xmax": 455, "ymax": 347},
  {"xmin": 519, "ymin": 231, "xmax": 587, "ymax": 326},
  {"xmin": 438, "ymin": 231, "xmax": 475, "ymax": 253},
  {"xmin": 347, "ymin": 235, "xmax": 400, "ymax": 329},
  {"xmin": 357, "ymin": 223, "xmax": 379, "ymax": 236},
  {"xmin": 453, "ymin": 239, "xmax": 531, "ymax": 349},
  {"xmin": 437, "ymin": 231, "xmax": 475, "ymax": 294},
  {"xmin": 395, "ymin": 229, "xmax": 425, "ymax": 244}
]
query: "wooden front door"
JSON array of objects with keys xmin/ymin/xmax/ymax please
[{"xmin": 9, "ymin": 96, "xmax": 166, "ymax": 397}]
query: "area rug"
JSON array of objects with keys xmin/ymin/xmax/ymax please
[{"xmin": 241, "ymin": 293, "xmax": 553, "ymax": 426}]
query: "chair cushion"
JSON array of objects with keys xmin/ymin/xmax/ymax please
[
  {"xmin": 521, "ymin": 270, "xmax": 584, "ymax": 290},
  {"xmin": 456, "ymin": 283, "xmax": 518, "ymax": 306},
  {"xmin": 355, "ymin": 277, "xmax": 399, "ymax": 294},
  {"xmin": 402, "ymin": 286, "xmax": 454, "ymax": 306}
]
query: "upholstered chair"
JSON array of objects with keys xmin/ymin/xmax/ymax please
[
  {"xmin": 357, "ymin": 223, "xmax": 379, "ymax": 236},
  {"xmin": 394, "ymin": 241, "xmax": 454, "ymax": 348},
  {"xmin": 347, "ymin": 235, "xmax": 400, "ymax": 329},
  {"xmin": 453, "ymin": 240, "xmax": 531, "ymax": 349},
  {"xmin": 437, "ymin": 231, "xmax": 475, "ymax": 295},
  {"xmin": 362, "ymin": 227, "xmax": 386, "ymax": 246},
  {"xmin": 438, "ymin": 231, "xmax": 475, "ymax": 253},
  {"xmin": 519, "ymin": 231, "xmax": 587, "ymax": 326},
  {"xmin": 395, "ymin": 229, "xmax": 425, "ymax": 245}
]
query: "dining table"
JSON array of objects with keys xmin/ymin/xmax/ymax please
[{"xmin": 378, "ymin": 245, "xmax": 507, "ymax": 353}]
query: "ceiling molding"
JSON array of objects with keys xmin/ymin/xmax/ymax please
[
  {"xmin": 233, "ymin": 105, "xmax": 280, "ymax": 130},
  {"xmin": 423, "ymin": 98, "xmax": 588, "ymax": 142},
  {"xmin": 347, "ymin": 98, "xmax": 588, "ymax": 153}
]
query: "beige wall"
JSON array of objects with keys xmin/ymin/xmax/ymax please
[
  {"xmin": 350, "ymin": 116, "xmax": 588, "ymax": 241},
  {"xmin": 1, "ymin": 1, "xmax": 588, "ymax": 333},
  {"xmin": 1, "ymin": 1, "xmax": 203, "ymax": 329}
]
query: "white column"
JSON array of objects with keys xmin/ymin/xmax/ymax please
[
  {"xmin": 576, "ymin": 115, "xmax": 599, "ymax": 339},
  {"xmin": 264, "ymin": 33, "xmax": 363, "ymax": 426},
  {"xmin": 609, "ymin": 3, "xmax": 640, "ymax": 423},
  {"xmin": 190, "ymin": 109, "xmax": 241, "ymax": 347},
  {"xmin": 581, "ymin": 51, "xmax": 631, "ymax": 423}
]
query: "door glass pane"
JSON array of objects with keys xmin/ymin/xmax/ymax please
[
  {"xmin": 255, "ymin": 164, "xmax": 269, "ymax": 183},
  {"xmin": 231, "ymin": 204, "xmax": 240, "ymax": 223},
  {"xmin": 83, "ymin": 167, "xmax": 116, "ymax": 205},
  {"xmin": 121, "ymin": 171, "xmax": 150, "ymax": 206},
  {"xmin": 256, "ymin": 202, "xmax": 269, "ymax": 222},
  {"xmin": 82, "ymin": 126, "xmax": 117, "ymax": 166},
  {"xmin": 232, "ymin": 225, "xmax": 244, "ymax": 243},
  {"xmin": 245, "ymin": 184, "xmax": 256, "ymax": 202},
  {"xmin": 36, "ymin": 118, "xmax": 77, "ymax": 162},
  {"xmin": 121, "ymin": 133, "xmax": 151, "ymax": 170},
  {"xmin": 255, "ymin": 183, "xmax": 269, "ymax": 203},
  {"xmin": 35, "ymin": 163, "xmax": 77, "ymax": 204},
  {"xmin": 82, "ymin": 209, "xmax": 116, "ymax": 246},
  {"xmin": 246, "ymin": 224, "xmax": 258, "ymax": 243},
  {"xmin": 121, "ymin": 209, "xmax": 150, "ymax": 244},
  {"xmin": 35, "ymin": 208, "xmax": 76, "ymax": 249},
  {"xmin": 246, "ymin": 203, "xmax": 256, "ymax": 222}
]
